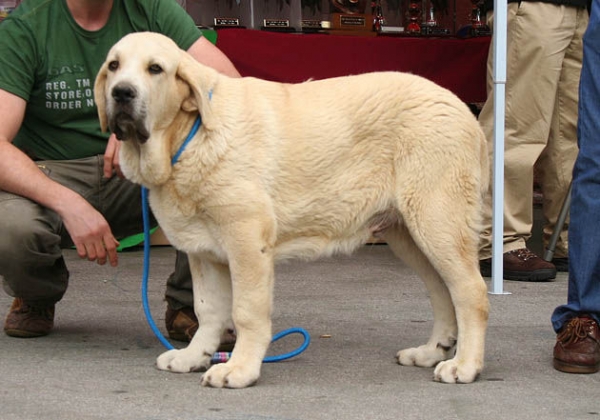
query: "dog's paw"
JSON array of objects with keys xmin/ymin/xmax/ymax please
[
  {"xmin": 156, "ymin": 348, "xmax": 211, "ymax": 373},
  {"xmin": 433, "ymin": 359, "xmax": 481, "ymax": 384},
  {"xmin": 201, "ymin": 361, "xmax": 260, "ymax": 389},
  {"xmin": 396, "ymin": 345, "xmax": 448, "ymax": 368}
]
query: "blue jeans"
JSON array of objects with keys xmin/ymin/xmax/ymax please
[{"xmin": 552, "ymin": 1, "xmax": 600, "ymax": 332}]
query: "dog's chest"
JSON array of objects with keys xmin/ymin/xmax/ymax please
[{"xmin": 148, "ymin": 188, "xmax": 226, "ymax": 261}]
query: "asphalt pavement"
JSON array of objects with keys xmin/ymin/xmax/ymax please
[{"xmin": 1, "ymin": 244, "xmax": 598, "ymax": 420}]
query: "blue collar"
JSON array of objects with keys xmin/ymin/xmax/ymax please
[{"xmin": 171, "ymin": 115, "xmax": 202, "ymax": 165}]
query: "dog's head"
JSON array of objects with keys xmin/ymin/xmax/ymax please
[{"xmin": 94, "ymin": 32, "xmax": 219, "ymax": 186}]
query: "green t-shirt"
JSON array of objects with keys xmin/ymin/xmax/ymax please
[{"xmin": 0, "ymin": 0, "xmax": 202, "ymax": 160}]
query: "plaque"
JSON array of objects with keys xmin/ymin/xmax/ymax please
[
  {"xmin": 185, "ymin": 0, "xmax": 251, "ymax": 29},
  {"xmin": 263, "ymin": 18, "xmax": 291, "ymax": 28},
  {"xmin": 301, "ymin": 19, "xmax": 329, "ymax": 32},
  {"xmin": 331, "ymin": 12, "xmax": 373, "ymax": 30},
  {"xmin": 301, "ymin": 19, "xmax": 322, "ymax": 28},
  {"xmin": 214, "ymin": 17, "xmax": 241, "ymax": 28},
  {"xmin": 255, "ymin": 0, "xmax": 301, "ymax": 31},
  {"xmin": 328, "ymin": 0, "xmax": 373, "ymax": 34},
  {"xmin": 301, "ymin": 0, "xmax": 330, "ymax": 31}
]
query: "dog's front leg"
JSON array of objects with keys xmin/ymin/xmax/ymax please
[
  {"xmin": 156, "ymin": 254, "xmax": 232, "ymax": 373},
  {"xmin": 201, "ymin": 222, "xmax": 275, "ymax": 389}
]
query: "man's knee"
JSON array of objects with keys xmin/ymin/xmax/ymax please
[{"xmin": 0, "ymin": 196, "xmax": 61, "ymax": 268}]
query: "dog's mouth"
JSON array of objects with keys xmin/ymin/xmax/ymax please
[{"xmin": 109, "ymin": 112, "xmax": 150, "ymax": 144}]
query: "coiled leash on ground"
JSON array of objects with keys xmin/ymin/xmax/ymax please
[{"xmin": 139, "ymin": 115, "xmax": 310, "ymax": 364}]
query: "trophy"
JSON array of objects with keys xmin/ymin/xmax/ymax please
[
  {"xmin": 331, "ymin": 0, "xmax": 367, "ymax": 13},
  {"xmin": 329, "ymin": 0, "xmax": 375, "ymax": 35},
  {"xmin": 374, "ymin": 0, "xmax": 404, "ymax": 34},
  {"xmin": 405, "ymin": 0, "xmax": 421, "ymax": 34},
  {"xmin": 371, "ymin": 0, "xmax": 385, "ymax": 32},
  {"xmin": 420, "ymin": 0, "xmax": 450, "ymax": 35},
  {"xmin": 470, "ymin": 0, "xmax": 490, "ymax": 36}
]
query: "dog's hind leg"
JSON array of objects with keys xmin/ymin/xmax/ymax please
[
  {"xmin": 385, "ymin": 226, "xmax": 458, "ymax": 368},
  {"xmin": 156, "ymin": 254, "xmax": 233, "ymax": 374},
  {"xmin": 388, "ymin": 201, "xmax": 489, "ymax": 384}
]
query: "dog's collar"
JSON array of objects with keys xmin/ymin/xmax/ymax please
[{"xmin": 171, "ymin": 115, "xmax": 202, "ymax": 165}]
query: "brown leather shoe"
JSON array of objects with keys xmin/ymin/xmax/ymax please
[
  {"xmin": 553, "ymin": 316, "xmax": 600, "ymax": 374},
  {"xmin": 480, "ymin": 248, "xmax": 556, "ymax": 281},
  {"xmin": 4, "ymin": 298, "xmax": 55, "ymax": 338},
  {"xmin": 165, "ymin": 305, "xmax": 198, "ymax": 342},
  {"xmin": 165, "ymin": 306, "xmax": 236, "ymax": 352}
]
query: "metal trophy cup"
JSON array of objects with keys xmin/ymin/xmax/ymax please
[
  {"xmin": 470, "ymin": 0, "xmax": 490, "ymax": 36},
  {"xmin": 420, "ymin": 0, "xmax": 450, "ymax": 35},
  {"xmin": 424, "ymin": 3, "xmax": 438, "ymax": 29}
]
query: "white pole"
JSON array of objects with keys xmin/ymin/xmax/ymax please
[{"xmin": 490, "ymin": 0, "xmax": 509, "ymax": 295}]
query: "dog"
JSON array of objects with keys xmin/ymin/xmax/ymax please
[{"xmin": 95, "ymin": 32, "xmax": 490, "ymax": 389}]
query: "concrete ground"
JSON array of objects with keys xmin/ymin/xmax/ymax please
[{"xmin": 1, "ymin": 244, "xmax": 598, "ymax": 420}]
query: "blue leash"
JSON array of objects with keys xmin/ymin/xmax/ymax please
[{"xmin": 139, "ymin": 115, "xmax": 310, "ymax": 363}]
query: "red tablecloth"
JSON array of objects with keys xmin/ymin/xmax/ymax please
[{"xmin": 216, "ymin": 29, "xmax": 491, "ymax": 104}]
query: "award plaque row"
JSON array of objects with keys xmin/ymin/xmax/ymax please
[{"xmin": 180, "ymin": 0, "xmax": 490, "ymax": 37}]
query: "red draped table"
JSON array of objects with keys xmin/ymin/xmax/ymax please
[{"xmin": 216, "ymin": 29, "xmax": 491, "ymax": 104}]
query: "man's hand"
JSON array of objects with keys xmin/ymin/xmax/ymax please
[
  {"xmin": 103, "ymin": 134, "xmax": 123, "ymax": 179},
  {"xmin": 61, "ymin": 198, "xmax": 120, "ymax": 266}
]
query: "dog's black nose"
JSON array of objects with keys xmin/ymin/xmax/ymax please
[{"xmin": 112, "ymin": 84, "xmax": 136, "ymax": 104}]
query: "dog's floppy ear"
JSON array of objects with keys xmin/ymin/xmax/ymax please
[
  {"xmin": 94, "ymin": 61, "xmax": 109, "ymax": 132},
  {"xmin": 177, "ymin": 51, "xmax": 219, "ymax": 130}
]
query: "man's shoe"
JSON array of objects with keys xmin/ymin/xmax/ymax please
[
  {"xmin": 479, "ymin": 248, "xmax": 557, "ymax": 281},
  {"xmin": 551, "ymin": 257, "xmax": 569, "ymax": 272},
  {"xmin": 165, "ymin": 305, "xmax": 198, "ymax": 342},
  {"xmin": 4, "ymin": 298, "xmax": 55, "ymax": 338},
  {"xmin": 553, "ymin": 316, "xmax": 600, "ymax": 374},
  {"xmin": 165, "ymin": 306, "xmax": 236, "ymax": 352}
]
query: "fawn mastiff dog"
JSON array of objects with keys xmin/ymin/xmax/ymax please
[{"xmin": 95, "ymin": 32, "xmax": 490, "ymax": 389}]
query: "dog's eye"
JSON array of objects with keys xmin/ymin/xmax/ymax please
[
  {"xmin": 108, "ymin": 61, "xmax": 119, "ymax": 71},
  {"xmin": 148, "ymin": 64, "xmax": 163, "ymax": 75}
]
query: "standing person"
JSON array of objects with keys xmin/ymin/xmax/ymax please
[
  {"xmin": 551, "ymin": 0, "xmax": 600, "ymax": 374},
  {"xmin": 478, "ymin": 0, "xmax": 588, "ymax": 281},
  {"xmin": 0, "ymin": 0, "xmax": 239, "ymax": 346}
]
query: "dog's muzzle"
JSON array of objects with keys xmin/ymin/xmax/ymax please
[{"xmin": 108, "ymin": 83, "xmax": 150, "ymax": 143}]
